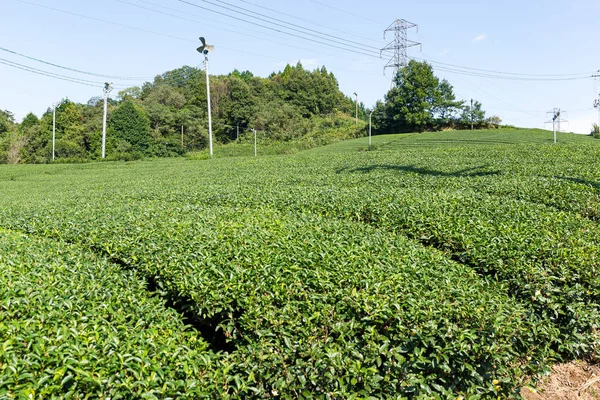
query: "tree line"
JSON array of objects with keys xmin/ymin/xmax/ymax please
[
  {"xmin": 373, "ymin": 60, "xmax": 500, "ymax": 133},
  {"xmin": 0, "ymin": 61, "xmax": 499, "ymax": 164}
]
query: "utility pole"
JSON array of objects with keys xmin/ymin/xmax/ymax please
[
  {"xmin": 52, "ymin": 103, "xmax": 57, "ymax": 161},
  {"xmin": 181, "ymin": 125, "xmax": 184, "ymax": 148},
  {"xmin": 353, "ymin": 92, "xmax": 359, "ymax": 124},
  {"xmin": 381, "ymin": 19, "xmax": 421, "ymax": 86},
  {"xmin": 594, "ymin": 96, "xmax": 600, "ymax": 126},
  {"xmin": 237, "ymin": 124, "xmax": 239, "ymax": 140},
  {"xmin": 369, "ymin": 110, "xmax": 374, "ymax": 146},
  {"xmin": 470, "ymin": 98, "xmax": 474, "ymax": 131},
  {"xmin": 593, "ymin": 71, "xmax": 600, "ymax": 125},
  {"xmin": 252, "ymin": 129, "xmax": 257, "ymax": 157},
  {"xmin": 205, "ymin": 58, "xmax": 213, "ymax": 157},
  {"xmin": 545, "ymin": 108, "xmax": 568, "ymax": 143},
  {"xmin": 101, "ymin": 82, "xmax": 113, "ymax": 159},
  {"xmin": 197, "ymin": 37, "xmax": 215, "ymax": 157}
]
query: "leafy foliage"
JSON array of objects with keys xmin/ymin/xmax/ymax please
[
  {"xmin": 0, "ymin": 229, "xmax": 224, "ymax": 398},
  {"xmin": 108, "ymin": 101, "xmax": 151, "ymax": 156},
  {"xmin": 373, "ymin": 60, "xmax": 485, "ymax": 133},
  {"xmin": 0, "ymin": 129, "xmax": 599, "ymax": 397},
  {"xmin": 4, "ymin": 63, "xmax": 366, "ymax": 164},
  {"xmin": 591, "ymin": 123, "xmax": 600, "ymax": 138}
]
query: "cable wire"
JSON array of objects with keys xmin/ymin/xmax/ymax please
[
  {"xmin": 0, "ymin": 46, "xmax": 152, "ymax": 81},
  {"xmin": 177, "ymin": 0, "xmax": 382, "ymax": 58},
  {"xmin": 234, "ymin": 0, "xmax": 383, "ymax": 45},
  {"xmin": 200, "ymin": 0, "xmax": 380, "ymax": 53},
  {"xmin": 426, "ymin": 64, "xmax": 592, "ymax": 82},
  {"xmin": 306, "ymin": 0, "xmax": 382, "ymax": 25},
  {"xmin": 413, "ymin": 58, "xmax": 594, "ymax": 81},
  {"xmin": 120, "ymin": 0, "xmax": 362, "ymax": 62},
  {"xmin": 0, "ymin": 58, "xmax": 111, "ymax": 88}
]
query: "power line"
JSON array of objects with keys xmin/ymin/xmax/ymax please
[
  {"xmin": 415, "ymin": 60, "xmax": 593, "ymax": 81},
  {"xmin": 176, "ymin": 0, "xmax": 382, "ymax": 58},
  {"xmin": 306, "ymin": 0, "xmax": 382, "ymax": 25},
  {"xmin": 15, "ymin": 0, "xmax": 197, "ymax": 43},
  {"xmin": 413, "ymin": 33, "xmax": 592, "ymax": 122},
  {"xmin": 14, "ymin": 0, "xmax": 372, "ymax": 69},
  {"xmin": 0, "ymin": 46, "xmax": 152, "ymax": 81},
  {"xmin": 199, "ymin": 0, "xmax": 380, "ymax": 53},
  {"xmin": 414, "ymin": 57, "xmax": 594, "ymax": 78},
  {"xmin": 121, "ymin": 0, "xmax": 363, "ymax": 62},
  {"xmin": 416, "ymin": 53, "xmax": 540, "ymax": 118},
  {"xmin": 234, "ymin": 0, "xmax": 383, "ymax": 45},
  {"xmin": 0, "ymin": 58, "xmax": 114, "ymax": 88}
]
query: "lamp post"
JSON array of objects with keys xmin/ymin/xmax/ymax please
[
  {"xmin": 101, "ymin": 82, "xmax": 113, "ymax": 159},
  {"xmin": 197, "ymin": 37, "xmax": 215, "ymax": 157}
]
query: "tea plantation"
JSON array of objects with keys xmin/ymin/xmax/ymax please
[{"xmin": 1, "ymin": 128, "xmax": 599, "ymax": 398}]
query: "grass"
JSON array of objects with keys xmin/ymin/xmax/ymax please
[{"xmin": 1, "ymin": 127, "xmax": 599, "ymax": 398}]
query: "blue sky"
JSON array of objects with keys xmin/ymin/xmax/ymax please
[{"xmin": 2, "ymin": 0, "xmax": 599, "ymax": 133}]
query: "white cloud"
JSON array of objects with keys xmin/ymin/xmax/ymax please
[
  {"xmin": 472, "ymin": 33, "xmax": 488, "ymax": 43},
  {"xmin": 439, "ymin": 49, "xmax": 451, "ymax": 56}
]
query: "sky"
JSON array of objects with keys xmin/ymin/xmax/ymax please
[{"xmin": 2, "ymin": 0, "xmax": 600, "ymax": 134}]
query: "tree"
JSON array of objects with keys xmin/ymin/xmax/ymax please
[
  {"xmin": 433, "ymin": 79, "xmax": 464, "ymax": 126},
  {"xmin": 460, "ymin": 100, "xmax": 486, "ymax": 128},
  {"xmin": 272, "ymin": 62, "xmax": 345, "ymax": 117},
  {"xmin": 20, "ymin": 112, "xmax": 39, "ymax": 132},
  {"xmin": 118, "ymin": 87, "xmax": 142, "ymax": 102},
  {"xmin": 0, "ymin": 110, "xmax": 15, "ymax": 136},
  {"xmin": 486, "ymin": 115, "xmax": 502, "ymax": 129},
  {"xmin": 374, "ymin": 61, "xmax": 487, "ymax": 134},
  {"xmin": 108, "ymin": 101, "xmax": 151, "ymax": 156},
  {"xmin": 380, "ymin": 60, "xmax": 440, "ymax": 132}
]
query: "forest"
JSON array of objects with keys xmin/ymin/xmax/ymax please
[{"xmin": 0, "ymin": 60, "xmax": 495, "ymax": 163}]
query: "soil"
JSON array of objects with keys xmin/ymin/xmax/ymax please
[{"xmin": 521, "ymin": 361, "xmax": 600, "ymax": 400}]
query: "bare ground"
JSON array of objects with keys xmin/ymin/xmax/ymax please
[{"xmin": 521, "ymin": 361, "xmax": 600, "ymax": 400}]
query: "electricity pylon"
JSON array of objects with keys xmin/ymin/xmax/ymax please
[{"xmin": 381, "ymin": 19, "xmax": 421, "ymax": 86}]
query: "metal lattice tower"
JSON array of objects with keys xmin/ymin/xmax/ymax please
[{"xmin": 381, "ymin": 19, "xmax": 421, "ymax": 84}]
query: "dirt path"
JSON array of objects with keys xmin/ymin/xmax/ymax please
[{"xmin": 521, "ymin": 362, "xmax": 600, "ymax": 399}]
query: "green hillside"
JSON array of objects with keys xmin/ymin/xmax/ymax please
[{"xmin": 1, "ymin": 128, "xmax": 599, "ymax": 398}]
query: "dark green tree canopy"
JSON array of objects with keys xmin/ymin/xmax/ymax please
[
  {"xmin": 374, "ymin": 60, "xmax": 485, "ymax": 133},
  {"xmin": 1, "ymin": 60, "xmax": 485, "ymax": 164},
  {"xmin": 0, "ymin": 110, "xmax": 15, "ymax": 136},
  {"xmin": 108, "ymin": 101, "xmax": 151, "ymax": 155},
  {"xmin": 20, "ymin": 112, "xmax": 39, "ymax": 132}
]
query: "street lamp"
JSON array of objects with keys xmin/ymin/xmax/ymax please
[
  {"xmin": 197, "ymin": 37, "xmax": 215, "ymax": 157},
  {"xmin": 101, "ymin": 82, "xmax": 113, "ymax": 159}
]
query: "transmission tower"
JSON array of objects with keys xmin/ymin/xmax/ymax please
[
  {"xmin": 545, "ymin": 108, "xmax": 568, "ymax": 143},
  {"xmin": 381, "ymin": 19, "xmax": 421, "ymax": 85}
]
